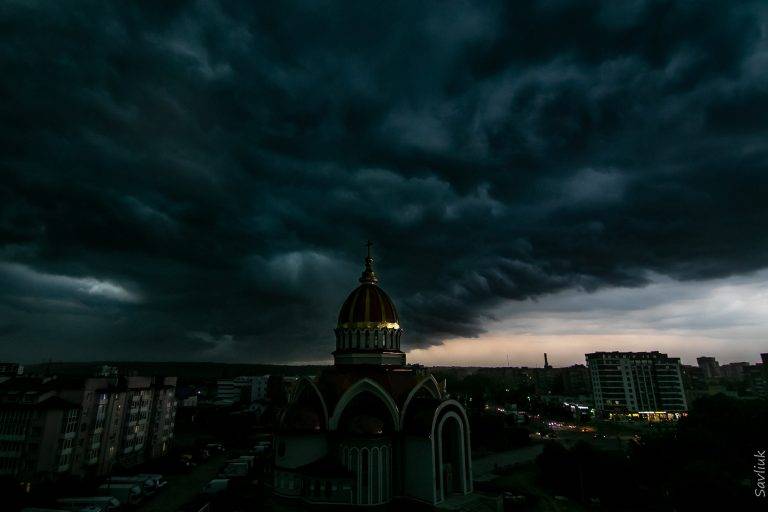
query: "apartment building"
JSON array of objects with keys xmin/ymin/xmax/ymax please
[
  {"xmin": 0, "ymin": 374, "xmax": 176, "ymax": 486},
  {"xmin": 587, "ymin": 351, "xmax": 687, "ymax": 419},
  {"xmin": 215, "ymin": 375, "xmax": 271, "ymax": 405},
  {"xmin": 0, "ymin": 362, "xmax": 23, "ymax": 384},
  {"xmin": 215, "ymin": 379, "xmax": 241, "ymax": 405}
]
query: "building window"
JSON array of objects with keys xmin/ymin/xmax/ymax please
[{"xmin": 63, "ymin": 409, "xmax": 78, "ymax": 434}]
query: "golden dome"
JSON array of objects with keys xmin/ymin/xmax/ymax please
[
  {"xmin": 337, "ymin": 283, "xmax": 400, "ymax": 330},
  {"xmin": 337, "ymin": 242, "xmax": 400, "ymax": 330}
]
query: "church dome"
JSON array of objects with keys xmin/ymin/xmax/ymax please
[
  {"xmin": 334, "ymin": 242, "xmax": 406, "ymax": 366},
  {"xmin": 337, "ymin": 283, "xmax": 399, "ymax": 329},
  {"xmin": 337, "ymin": 243, "xmax": 399, "ymax": 330}
]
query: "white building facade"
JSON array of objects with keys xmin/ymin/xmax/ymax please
[{"xmin": 587, "ymin": 351, "xmax": 687, "ymax": 418}]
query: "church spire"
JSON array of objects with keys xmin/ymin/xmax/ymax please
[{"xmin": 359, "ymin": 240, "xmax": 378, "ymax": 284}]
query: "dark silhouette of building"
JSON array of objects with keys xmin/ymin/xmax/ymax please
[{"xmin": 696, "ymin": 356, "xmax": 720, "ymax": 380}]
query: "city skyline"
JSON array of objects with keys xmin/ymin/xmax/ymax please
[{"xmin": 2, "ymin": 2, "xmax": 768, "ymax": 366}]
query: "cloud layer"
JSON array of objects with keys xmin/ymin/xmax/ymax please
[
  {"xmin": 1, "ymin": 1, "xmax": 767, "ymax": 363},
  {"xmin": 410, "ymin": 270, "xmax": 768, "ymax": 366}
]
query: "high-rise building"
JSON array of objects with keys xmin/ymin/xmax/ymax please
[
  {"xmin": 559, "ymin": 364, "xmax": 591, "ymax": 396},
  {"xmin": 696, "ymin": 356, "xmax": 721, "ymax": 380},
  {"xmin": 680, "ymin": 365, "xmax": 705, "ymax": 402},
  {"xmin": 587, "ymin": 351, "xmax": 687, "ymax": 419},
  {"xmin": 719, "ymin": 362, "xmax": 750, "ymax": 380}
]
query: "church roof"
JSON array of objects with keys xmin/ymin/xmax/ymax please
[{"xmin": 316, "ymin": 366, "xmax": 424, "ymax": 412}]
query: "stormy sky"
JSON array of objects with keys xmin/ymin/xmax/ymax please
[{"xmin": 1, "ymin": 0, "xmax": 767, "ymax": 366}]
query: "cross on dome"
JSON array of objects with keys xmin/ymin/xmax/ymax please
[{"xmin": 359, "ymin": 240, "xmax": 378, "ymax": 284}]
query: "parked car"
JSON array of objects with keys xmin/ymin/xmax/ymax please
[
  {"xmin": 202, "ymin": 479, "xmax": 229, "ymax": 495},
  {"xmin": 135, "ymin": 473, "xmax": 168, "ymax": 491}
]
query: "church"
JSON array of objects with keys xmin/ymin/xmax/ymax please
[{"xmin": 273, "ymin": 245, "xmax": 473, "ymax": 506}]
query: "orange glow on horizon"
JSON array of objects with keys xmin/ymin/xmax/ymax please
[{"xmin": 406, "ymin": 332, "xmax": 731, "ymax": 367}]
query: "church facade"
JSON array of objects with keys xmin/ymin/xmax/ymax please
[{"xmin": 274, "ymin": 247, "xmax": 473, "ymax": 506}]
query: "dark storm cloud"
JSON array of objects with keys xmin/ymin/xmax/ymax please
[{"xmin": 1, "ymin": 0, "xmax": 767, "ymax": 362}]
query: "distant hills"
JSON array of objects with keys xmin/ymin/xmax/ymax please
[{"xmin": 24, "ymin": 361, "xmax": 328, "ymax": 381}]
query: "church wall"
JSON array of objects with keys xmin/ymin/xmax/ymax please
[
  {"xmin": 403, "ymin": 435, "xmax": 435, "ymax": 503},
  {"xmin": 274, "ymin": 470, "xmax": 303, "ymax": 498},
  {"xmin": 275, "ymin": 434, "xmax": 328, "ymax": 469}
]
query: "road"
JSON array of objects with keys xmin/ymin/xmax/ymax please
[
  {"xmin": 472, "ymin": 444, "xmax": 544, "ymax": 481},
  {"xmin": 134, "ymin": 453, "xmax": 227, "ymax": 512}
]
